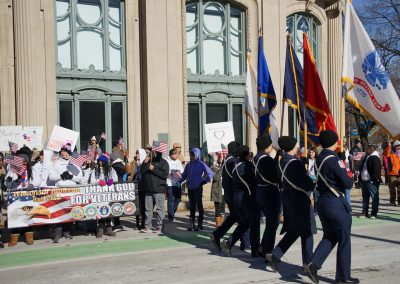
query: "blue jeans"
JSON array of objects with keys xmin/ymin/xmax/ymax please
[
  {"xmin": 167, "ymin": 186, "xmax": 181, "ymax": 219},
  {"xmin": 344, "ymin": 189, "xmax": 351, "ymax": 208},
  {"xmin": 361, "ymin": 180, "xmax": 379, "ymax": 216}
]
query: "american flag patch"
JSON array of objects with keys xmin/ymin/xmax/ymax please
[{"xmin": 152, "ymin": 141, "xmax": 168, "ymax": 153}]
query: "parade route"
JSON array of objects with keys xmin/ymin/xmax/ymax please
[{"xmin": 0, "ymin": 192, "xmax": 399, "ymax": 284}]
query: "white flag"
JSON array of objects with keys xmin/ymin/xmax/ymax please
[
  {"xmin": 342, "ymin": 1, "xmax": 400, "ymax": 138},
  {"xmin": 245, "ymin": 52, "xmax": 258, "ymax": 130}
]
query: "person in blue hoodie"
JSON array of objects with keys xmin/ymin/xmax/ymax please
[{"xmin": 178, "ymin": 148, "xmax": 213, "ymax": 231}]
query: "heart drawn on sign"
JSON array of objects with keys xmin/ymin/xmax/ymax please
[{"xmin": 214, "ymin": 130, "xmax": 225, "ymax": 140}]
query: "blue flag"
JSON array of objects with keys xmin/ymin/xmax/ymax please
[
  {"xmin": 257, "ymin": 36, "xmax": 277, "ymax": 137},
  {"xmin": 283, "ymin": 42, "xmax": 319, "ymax": 145}
]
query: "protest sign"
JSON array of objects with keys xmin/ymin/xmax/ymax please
[
  {"xmin": 0, "ymin": 126, "xmax": 23, "ymax": 151},
  {"xmin": 47, "ymin": 125, "xmax": 79, "ymax": 152},
  {"xmin": 21, "ymin": 126, "xmax": 43, "ymax": 149},
  {"xmin": 7, "ymin": 182, "xmax": 137, "ymax": 228},
  {"xmin": 204, "ymin": 122, "xmax": 235, "ymax": 153}
]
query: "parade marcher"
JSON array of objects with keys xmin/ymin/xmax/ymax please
[
  {"xmin": 383, "ymin": 140, "xmax": 400, "ymax": 206},
  {"xmin": 179, "ymin": 148, "xmax": 213, "ymax": 231},
  {"xmin": 266, "ymin": 136, "xmax": 316, "ymax": 272},
  {"xmin": 253, "ymin": 135, "xmax": 280, "ymax": 257},
  {"xmin": 360, "ymin": 145, "xmax": 382, "ymax": 218},
  {"xmin": 4, "ymin": 148, "xmax": 35, "ymax": 246},
  {"xmin": 210, "ymin": 152, "xmax": 225, "ymax": 227},
  {"xmin": 140, "ymin": 149, "xmax": 169, "ymax": 233},
  {"xmin": 166, "ymin": 148, "xmax": 184, "ymax": 221},
  {"xmin": 48, "ymin": 143, "xmax": 83, "ymax": 243},
  {"xmin": 210, "ymin": 141, "xmax": 240, "ymax": 250},
  {"xmin": 221, "ymin": 145, "xmax": 260, "ymax": 257},
  {"xmin": 112, "ymin": 138, "xmax": 129, "ymax": 163},
  {"xmin": 87, "ymin": 154, "xmax": 118, "ymax": 238},
  {"xmin": 305, "ymin": 130, "xmax": 359, "ymax": 284}
]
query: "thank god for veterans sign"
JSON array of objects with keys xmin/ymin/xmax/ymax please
[{"xmin": 6, "ymin": 182, "xmax": 137, "ymax": 229}]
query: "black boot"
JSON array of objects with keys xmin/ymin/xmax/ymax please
[
  {"xmin": 198, "ymin": 218, "xmax": 203, "ymax": 231},
  {"xmin": 187, "ymin": 219, "xmax": 198, "ymax": 231},
  {"xmin": 105, "ymin": 224, "xmax": 116, "ymax": 237},
  {"xmin": 96, "ymin": 225, "xmax": 104, "ymax": 238},
  {"xmin": 136, "ymin": 216, "xmax": 141, "ymax": 230},
  {"xmin": 53, "ymin": 227, "xmax": 62, "ymax": 243}
]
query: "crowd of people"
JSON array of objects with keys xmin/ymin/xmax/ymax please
[{"xmin": 1, "ymin": 130, "xmax": 400, "ymax": 283}]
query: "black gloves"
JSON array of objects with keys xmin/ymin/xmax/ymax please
[
  {"xmin": 6, "ymin": 176, "xmax": 12, "ymax": 183},
  {"xmin": 60, "ymin": 171, "xmax": 73, "ymax": 180},
  {"xmin": 338, "ymin": 151, "xmax": 346, "ymax": 161}
]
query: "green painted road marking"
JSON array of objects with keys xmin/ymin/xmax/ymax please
[{"xmin": 0, "ymin": 212, "xmax": 397, "ymax": 269}]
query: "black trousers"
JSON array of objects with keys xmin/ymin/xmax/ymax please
[
  {"xmin": 213, "ymin": 192, "xmax": 238, "ymax": 240},
  {"xmin": 188, "ymin": 187, "xmax": 204, "ymax": 221}
]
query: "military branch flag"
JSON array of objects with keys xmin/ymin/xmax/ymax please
[
  {"xmin": 152, "ymin": 141, "xmax": 168, "ymax": 153},
  {"xmin": 257, "ymin": 35, "xmax": 277, "ymax": 137},
  {"xmin": 342, "ymin": 1, "xmax": 400, "ymax": 138},
  {"xmin": 303, "ymin": 33, "xmax": 338, "ymax": 137},
  {"xmin": 283, "ymin": 41, "xmax": 319, "ymax": 145},
  {"xmin": 245, "ymin": 49, "xmax": 258, "ymax": 129}
]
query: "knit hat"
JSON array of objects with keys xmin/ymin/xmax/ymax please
[
  {"xmin": 227, "ymin": 141, "xmax": 241, "ymax": 155},
  {"xmin": 393, "ymin": 140, "xmax": 400, "ymax": 147},
  {"xmin": 97, "ymin": 154, "xmax": 109, "ymax": 165},
  {"xmin": 60, "ymin": 143, "xmax": 72, "ymax": 155},
  {"xmin": 278, "ymin": 136, "xmax": 297, "ymax": 152},
  {"xmin": 91, "ymin": 136, "xmax": 97, "ymax": 142},
  {"xmin": 169, "ymin": 148, "xmax": 177, "ymax": 156},
  {"xmin": 319, "ymin": 130, "xmax": 338, "ymax": 148},
  {"xmin": 256, "ymin": 135, "xmax": 272, "ymax": 150},
  {"xmin": 237, "ymin": 145, "xmax": 250, "ymax": 160}
]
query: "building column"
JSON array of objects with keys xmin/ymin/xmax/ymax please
[
  {"xmin": 0, "ymin": 0, "xmax": 16, "ymax": 125},
  {"xmin": 326, "ymin": 2, "xmax": 343, "ymax": 134},
  {"xmin": 13, "ymin": 0, "xmax": 56, "ymax": 135}
]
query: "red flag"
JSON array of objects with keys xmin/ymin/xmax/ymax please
[{"xmin": 303, "ymin": 33, "xmax": 338, "ymax": 139}]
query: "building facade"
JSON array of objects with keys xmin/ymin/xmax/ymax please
[{"xmin": 0, "ymin": 0, "xmax": 343, "ymax": 157}]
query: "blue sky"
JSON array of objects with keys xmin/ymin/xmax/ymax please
[{"xmin": 352, "ymin": 0, "xmax": 366, "ymax": 8}]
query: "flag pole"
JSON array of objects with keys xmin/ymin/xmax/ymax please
[{"xmin": 304, "ymin": 105, "xmax": 308, "ymax": 157}]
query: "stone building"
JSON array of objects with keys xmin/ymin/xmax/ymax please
[{"xmin": 0, "ymin": 0, "xmax": 343, "ymax": 157}]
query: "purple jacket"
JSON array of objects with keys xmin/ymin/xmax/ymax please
[{"xmin": 179, "ymin": 148, "xmax": 213, "ymax": 189}]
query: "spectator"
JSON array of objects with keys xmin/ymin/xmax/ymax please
[
  {"xmin": 0, "ymin": 153, "xmax": 6, "ymax": 248},
  {"xmin": 87, "ymin": 136, "xmax": 103, "ymax": 159},
  {"xmin": 360, "ymin": 145, "xmax": 382, "ymax": 218},
  {"xmin": 110, "ymin": 152, "xmax": 128, "ymax": 232},
  {"xmin": 112, "ymin": 138, "xmax": 129, "ymax": 163},
  {"xmin": 166, "ymin": 149, "xmax": 184, "ymax": 221},
  {"xmin": 140, "ymin": 150, "xmax": 169, "ymax": 233},
  {"xmin": 210, "ymin": 153, "xmax": 225, "ymax": 228},
  {"xmin": 173, "ymin": 143, "xmax": 185, "ymax": 164},
  {"xmin": 133, "ymin": 149, "xmax": 147, "ymax": 230},
  {"xmin": 179, "ymin": 148, "xmax": 213, "ymax": 231},
  {"xmin": 383, "ymin": 140, "xmax": 400, "ymax": 206},
  {"xmin": 350, "ymin": 139, "xmax": 363, "ymax": 188},
  {"xmin": 338, "ymin": 151, "xmax": 353, "ymax": 208},
  {"xmin": 307, "ymin": 147, "xmax": 318, "ymax": 214}
]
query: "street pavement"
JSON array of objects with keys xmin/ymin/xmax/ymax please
[{"xmin": 0, "ymin": 187, "xmax": 399, "ymax": 284}]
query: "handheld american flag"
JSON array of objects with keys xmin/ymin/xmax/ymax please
[
  {"xmin": 4, "ymin": 154, "xmax": 25, "ymax": 175},
  {"xmin": 9, "ymin": 141, "xmax": 19, "ymax": 153},
  {"xmin": 69, "ymin": 152, "xmax": 87, "ymax": 168},
  {"xmin": 152, "ymin": 141, "xmax": 168, "ymax": 153}
]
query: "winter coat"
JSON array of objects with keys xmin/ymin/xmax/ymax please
[
  {"xmin": 383, "ymin": 145, "xmax": 400, "ymax": 177},
  {"xmin": 32, "ymin": 160, "xmax": 52, "ymax": 187},
  {"xmin": 179, "ymin": 148, "xmax": 213, "ymax": 190},
  {"xmin": 278, "ymin": 153, "xmax": 316, "ymax": 236},
  {"xmin": 140, "ymin": 153, "xmax": 169, "ymax": 195},
  {"xmin": 360, "ymin": 151, "xmax": 382, "ymax": 183},
  {"xmin": 210, "ymin": 163, "xmax": 223, "ymax": 203},
  {"xmin": 111, "ymin": 159, "xmax": 127, "ymax": 182},
  {"xmin": 166, "ymin": 157, "xmax": 184, "ymax": 187},
  {"xmin": 48, "ymin": 157, "xmax": 84, "ymax": 186},
  {"xmin": 221, "ymin": 155, "xmax": 238, "ymax": 202}
]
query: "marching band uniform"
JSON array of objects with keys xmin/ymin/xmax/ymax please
[
  {"xmin": 266, "ymin": 136, "xmax": 316, "ymax": 271},
  {"xmin": 305, "ymin": 130, "xmax": 359, "ymax": 284},
  {"xmin": 253, "ymin": 135, "xmax": 280, "ymax": 256}
]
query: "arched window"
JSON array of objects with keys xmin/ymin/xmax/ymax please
[
  {"xmin": 186, "ymin": 0, "xmax": 246, "ymax": 75},
  {"xmin": 186, "ymin": 1, "xmax": 246, "ymax": 149},
  {"xmin": 55, "ymin": 0, "xmax": 125, "ymax": 72},
  {"xmin": 286, "ymin": 13, "xmax": 320, "ymax": 140}
]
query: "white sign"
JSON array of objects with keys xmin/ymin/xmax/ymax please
[
  {"xmin": 47, "ymin": 125, "xmax": 79, "ymax": 152},
  {"xmin": 204, "ymin": 122, "xmax": 235, "ymax": 153},
  {"xmin": 0, "ymin": 126, "xmax": 23, "ymax": 151},
  {"xmin": 21, "ymin": 127, "xmax": 43, "ymax": 149}
]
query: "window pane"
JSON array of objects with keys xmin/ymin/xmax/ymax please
[
  {"xmin": 111, "ymin": 102, "xmax": 123, "ymax": 148},
  {"xmin": 59, "ymin": 101, "xmax": 73, "ymax": 130},
  {"xmin": 203, "ymin": 3, "xmax": 224, "ymax": 34},
  {"xmin": 186, "ymin": 3, "xmax": 197, "ymax": 26},
  {"xmin": 109, "ymin": 23, "xmax": 121, "ymax": 45},
  {"xmin": 80, "ymin": 101, "xmax": 105, "ymax": 150},
  {"xmin": 188, "ymin": 103, "xmax": 200, "ymax": 149},
  {"xmin": 77, "ymin": 0, "xmax": 101, "ymax": 25},
  {"xmin": 110, "ymin": 46, "xmax": 121, "ymax": 71},
  {"xmin": 203, "ymin": 39, "xmax": 224, "ymax": 74},
  {"xmin": 206, "ymin": 104, "xmax": 227, "ymax": 123},
  {"xmin": 57, "ymin": 18, "xmax": 70, "ymax": 41},
  {"xmin": 58, "ymin": 41, "xmax": 71, "ymax": 68},
  {"xmin": 231, "ymin": 53, "xmax": 240, "ymax": 75},
  {"xmin": 232, "ymin": 104, "xmax": 243, "ymax": 143},
  {"xmin": 187, "ymin": 50, "xmax": 197, "ymax": 73},
  {"xmin": 77, "ymin": 31, "xmax": 104, "ymax": 69},
  {"xmin": 56, "ymin": 0, "xmax": 69, "ymax": 17},
  {"xmin": 109, "ymin": 2, "xmax": 121, "ymax": 22}
]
